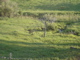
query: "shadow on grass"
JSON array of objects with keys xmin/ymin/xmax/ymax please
[
  {"xmin": 35, "ymin": 3, "xmax": 80, "ymax": 11},
  {"xmin": 0, "ymin": 39, "xmax": 80, "ymax": 59}
]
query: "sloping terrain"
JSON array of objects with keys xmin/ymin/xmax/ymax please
[
  {"xmin": 12, "ymin": 0, "xmax": 80, "ymax": 11},
  {"xmin": 0, "ymin": 17, "xmax": 80, "ymax": 60},
  {"xmin": 0, "ymin": 0, "xmax": 80, "ymax": 60}
]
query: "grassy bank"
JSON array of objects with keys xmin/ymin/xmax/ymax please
[
  {"xmin": 0, "ymin": 0, "xmax": 80, "ymax": 60},
  {"xmin": 0, "ymin": 16, "xmax": 80, "ymax": 60}
]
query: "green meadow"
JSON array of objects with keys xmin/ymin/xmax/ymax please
[
  {"xmin": 0, "ymin": 15, "xmax": 80, "ymax": 60},
  {"xmin": 0, "ymin": 0, "xmax": 80, "ymax": 60},
  {"xmin": 12, "ymin": 0, "xmax": 80, "ymax": 11}
]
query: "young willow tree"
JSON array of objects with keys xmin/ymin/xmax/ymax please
[
  {"xmin": 40, "ymin": 14, "xmax": 57, "ymax": 37},
  {"xmin": 0, "ymin": 0, "xmax": 19, "ymax": 17}
]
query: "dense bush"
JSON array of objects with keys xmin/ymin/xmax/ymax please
[
  {"xmin": 0, "ymin": 0, "xmax": 19, "ymax": 17},
  {"xmin": 46, "ymin": 23, "xmax": 58, "ymax": 31}
]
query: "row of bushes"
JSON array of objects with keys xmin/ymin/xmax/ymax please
[{"xmin": 22, "ymin": 11, "xmax": 80, "ymax": 18}]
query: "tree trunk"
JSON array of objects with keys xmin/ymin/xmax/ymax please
[{"xmin": 44, "ymin": 21, "xmax": 47, "ymax": 37}]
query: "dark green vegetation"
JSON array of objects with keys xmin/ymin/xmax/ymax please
[
  {"xmin": 0, "ymin": 0, "xmax": 80, "ymax": 60},
  {"xmin": 12, "ymin": 0, "xmax": 80, "ymax": 11}
]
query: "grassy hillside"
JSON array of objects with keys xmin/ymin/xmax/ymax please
[
  {"xmin": 0, "ymin": 16, "xmax": 80, "ymax": 60},
  {"xmin": 12, "ymin": 0, "xmax": 80, "ymax": 11},
  {"xmin": 0, "ymin": 0, "xmax": 80, "ymax": 60}
]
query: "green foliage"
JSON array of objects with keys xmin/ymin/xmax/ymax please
[
  {"xmin": 46, "ymin": 23, "xmax": 58, "ymax": 31},
  {"xmin": 0, "ymin": 0, "xmax": 19, "ymax": 17}
]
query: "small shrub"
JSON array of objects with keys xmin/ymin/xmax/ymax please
[
  {"xmin": 28, "ymin": 29, "xmax": 34, "ymax": 35},
  {"xmin": 63, "ymin": 29, "xmax": 80, "ymax": 36},
  {"xmin": 46, "ymin": 23, "xmax": 58, "ymax": 31}
]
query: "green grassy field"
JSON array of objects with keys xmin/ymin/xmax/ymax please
[
  {"xmin": 0, "ymin": 16, "xmax": 80, "ymax": 60},
  {"xmin": 0, "ymin": 0, "xmax": 80, "ymax": 60},
  {"xmin": 12, "ymin": 0, "xmax": 80, "ymax": 11}
]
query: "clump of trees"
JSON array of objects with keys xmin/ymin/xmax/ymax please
[{"xmin": 0, "ymin": 0, "xmax": 19, "ymax": 17}]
